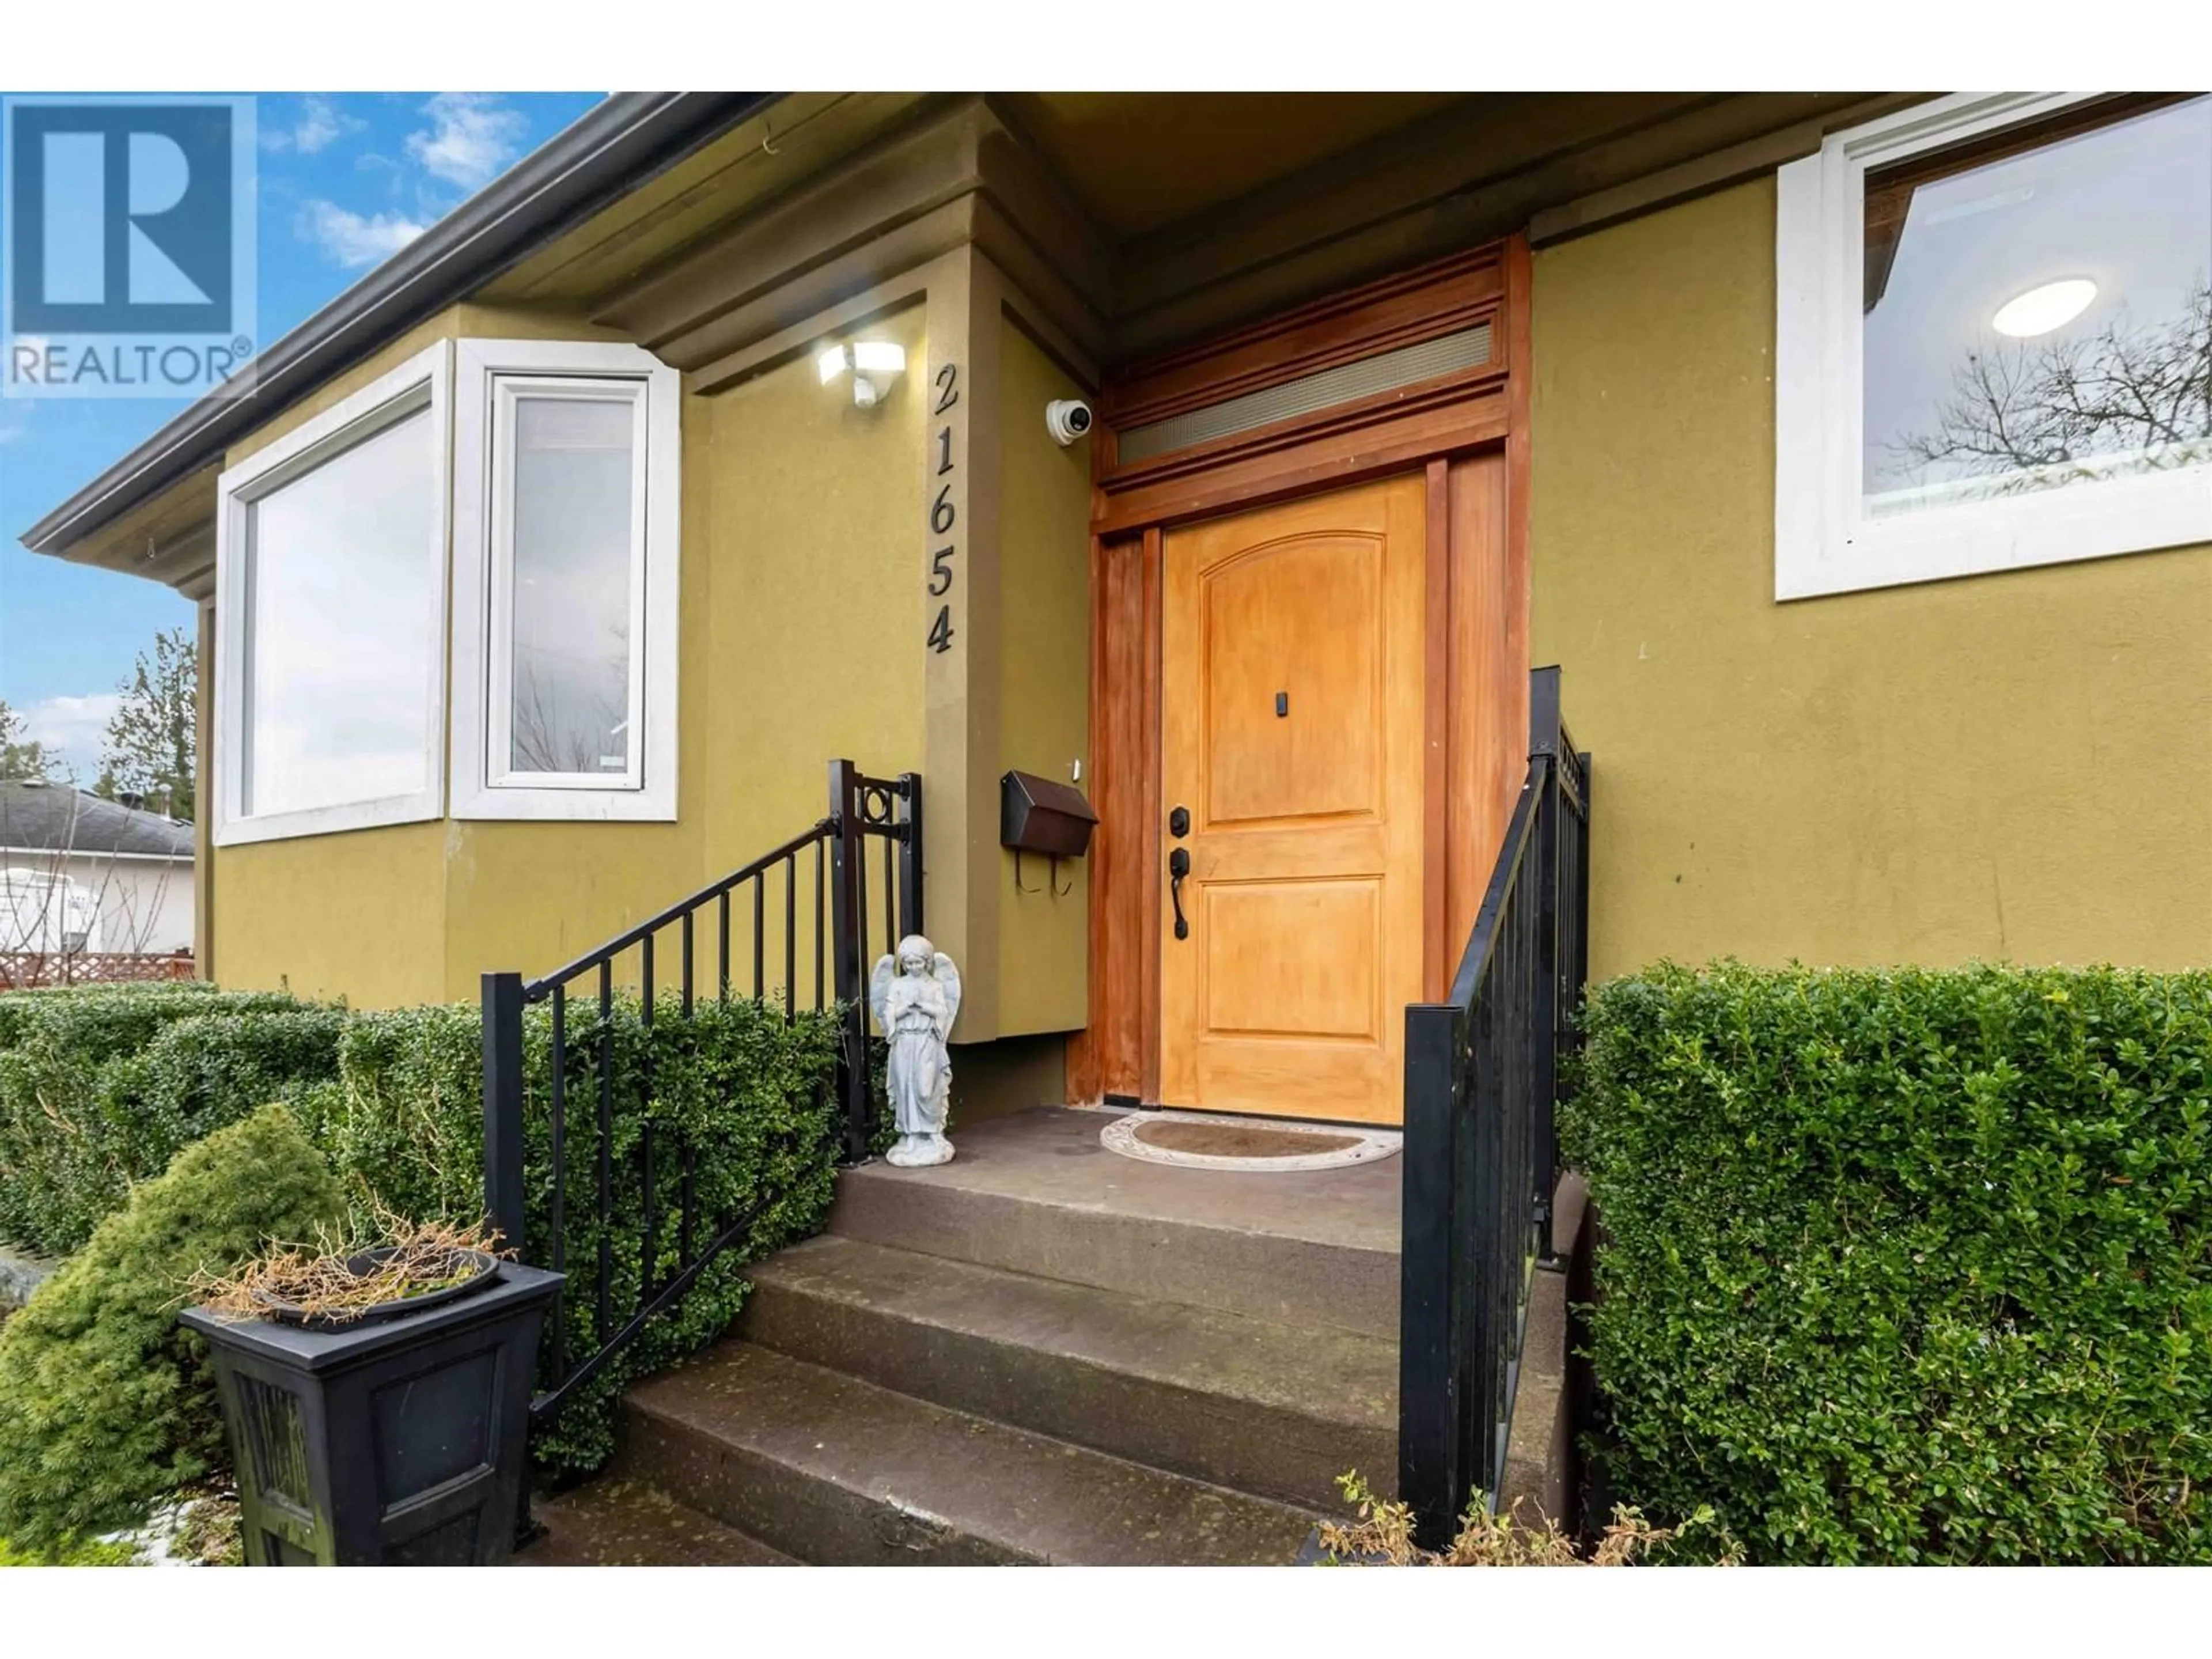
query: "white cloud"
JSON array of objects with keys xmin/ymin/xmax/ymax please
[
  {"xmin": 293, "ymin": 94, "xmax": 359, "ymax": 155},
  {"xmin": 17, "ymin": 692, "xmax": 120, "ymax": 778},
  {"xmin": 403, "ymin": 93, "xmax": 528, "ymax": 191},
  {"xmin": 297, "ymin": 200, "xmax": 429, "ymax": 269},
  {"xmin": 263, "ymin": 93, "xmax": 365, "ymax": 156},
  {"xmin": 288, "ymin": 94, "xmax": 540, "ymax": 275}
]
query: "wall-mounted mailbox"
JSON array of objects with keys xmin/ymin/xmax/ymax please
[{"xmin": 1001, "ymin": 770, "xmax": 1098, "ymax": 859}]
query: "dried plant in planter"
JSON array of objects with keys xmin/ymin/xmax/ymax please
[
  {"xmin": 185, "ymin": 1215, "xmax": 506, "ymax": 1328},
  {"xmin": 1314, "ymin": 1472, "xmax": 1738, "ymax": 1566}
]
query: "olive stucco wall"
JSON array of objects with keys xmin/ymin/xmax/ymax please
[
  {"xmin": 1529, "ymin": 177, "xmax": 2212, "ymax": 979},
  {"xmin": 210, "ymin": 821, "xmax": 448, "ymax": 1007},
  {"xmin": 210, "ymin": 162, "xmax": 2205, "ymax": 1045},
  {"xmin": 211, "ymin": 300, "xmax": 925, "ymax": 1006},
  {"xmin": 993, "ymin": 317, "xmax": 1093, "ymax": 1037},
  {"xmin": 690, "ymin": 298, "xmax": 927, "ymax": 956}
]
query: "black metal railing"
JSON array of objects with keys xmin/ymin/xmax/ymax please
[
  {"xmin": 480, "ymin": 759, "xmax": 921, "ymax": 1430},
  {"xmin": 1398, "ymin": 666, "xmax": 1590, "ymax": 1543}
]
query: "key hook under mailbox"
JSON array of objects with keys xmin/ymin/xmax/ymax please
[{"xmin": 1001, "ymin": 770, "xmax": 1098, "ymax": 896}]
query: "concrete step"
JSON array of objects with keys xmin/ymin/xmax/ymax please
[
  {"xmin": 520, "ymin": 1478, "xmax": 797, "ymax": 1566},
  {"xmin": 830, "ymin": 1107, "xmax": 1400, "ymax": 1338},
  {"xmin": 739, "ymin": 1234, "xmax": 1395, "ymax": 1509},
  {"xmin": 616, "ymin": 1340, "xmax": 1319, "ymax": 1565}
]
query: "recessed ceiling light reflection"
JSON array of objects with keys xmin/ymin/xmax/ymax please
[{"xmin": 1992, "ymin": 279, "xmax": 2098, "ymax": 338}]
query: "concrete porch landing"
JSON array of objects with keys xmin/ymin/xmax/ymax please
[{"xmin": 832, "ymin": 1105, "xmax": 1403, "ymax": 1339}]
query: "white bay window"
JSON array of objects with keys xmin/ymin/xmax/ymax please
[
  {"xmin": 211, "ymin": 335, "xmax": 681, "ymax": 846},
  {"xmin": 214, "ymin": 342, "xmax": 450, "ymax": 845},
  {"xmin": 452, "ymin": 340, "xmax": 680, "ymax": 820}
]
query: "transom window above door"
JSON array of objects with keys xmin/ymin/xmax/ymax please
[{"xmin": 1777, "ymin": 93, "xmax": 2212, "ymax": 600}]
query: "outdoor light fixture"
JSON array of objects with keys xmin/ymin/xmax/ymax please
[
  {"xmin": 817, "ymin": 340, "xmax": 906, "ymax": 407},
  {"xmin": 1991, "ymin": 278, "xmax": 2097, "ymax": 339}
]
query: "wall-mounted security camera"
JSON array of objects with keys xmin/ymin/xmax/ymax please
[{"xmin": 1046, "ymin": 399, "xmax": 1093, "ymax": 446}]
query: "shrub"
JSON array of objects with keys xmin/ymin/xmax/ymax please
[
  {"xmin": 0, "ymin": 1104, "xmax": 345, "ymax": 1559},
  {"xmin": 309, "ymin": 994, "xmax": 844, "ymax": 1476},
  {"xmin": 1563, "ymin": 961, "xmax": 2212, "ymax": 1564},
  {"xmin": 0, "ymin": 988, "xmax": 342, "ymax": 1256},
  {"xmin": 0, "ymin": 982, "xmax": 846, "ymax": 1483}
]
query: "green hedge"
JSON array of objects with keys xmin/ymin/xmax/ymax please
[
  {"xmin": 1562, "ymin": 961, "xmax": 2212, "ymax": 1565},
  {"xmin": 0, "ymin": 986, "xmax": 342, "ymax": 1255},
  {"xmin": 0, "ymin": 979, "xmax": 236, "ymax": 1055}
]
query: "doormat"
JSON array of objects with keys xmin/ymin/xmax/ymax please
[{"xmin": 1100, "ymin": 1111, "xmax": 1400, "ymax": 1174}]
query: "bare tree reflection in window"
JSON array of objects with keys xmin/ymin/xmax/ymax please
[
  {"xmin": 1882, "ymin": 277, "xmax": 2212, "ymax": 498},
  {"xmin": 510, "ymin": 614, "xmax": 631, "ymax": 777}
]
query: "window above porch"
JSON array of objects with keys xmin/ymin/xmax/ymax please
[{"xmin": 1776, "ymin": 92, "xmax": 2212, "ymax": 600}]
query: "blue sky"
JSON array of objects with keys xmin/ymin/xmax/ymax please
[{"xmin": 0, "ymin": 90, "xmax": 602, "ymax": 779}]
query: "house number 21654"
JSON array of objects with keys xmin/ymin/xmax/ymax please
[{"xmin": 927, "ymin": 362, "xmax": 959, "ymax": 654}]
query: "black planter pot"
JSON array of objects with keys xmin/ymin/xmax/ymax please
[{"xmin": 180, "ymin": 1260, "xmax": 562, "ymax": 1566}]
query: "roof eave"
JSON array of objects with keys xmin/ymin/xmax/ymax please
[{"xmin": 20, "ymin": 90, "xmax": 782, "ymax": 562}]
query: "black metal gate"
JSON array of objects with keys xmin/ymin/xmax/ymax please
[
  {"xmin": 1397, "ymin": 668, "xmax": 1590, "ymax": 1543},
  {"xmin": 479, "ymin": 759, "xmax": 920, "ymax": 1428}
]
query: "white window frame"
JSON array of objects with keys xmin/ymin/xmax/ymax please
[
  {"xmin": 212, "ymin": 340, "xmax": 452, "ymax": 847},
  {"xmin": 450, "ymin": 339, "xmax": 681, "ymax": 821},
  {"xmin": 485, "ymin": 375, "xmax": 650, "ymax": 794},
  {"xmin": 1775, "ymin": 92, "xmax": 2212, "ymax": 601}
]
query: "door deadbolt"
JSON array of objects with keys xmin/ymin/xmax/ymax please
[{"xmin": 1168, "ymin": 805, "xmax": 1190, "ymax": 838}]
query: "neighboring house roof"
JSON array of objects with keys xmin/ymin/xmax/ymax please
[
  {"xmin": 0, "ymin": 782, "xmax": 194, "ymax": 859},
  {"xmin": 18, "ymin": 91, "xmax": 778, "ymax": 567}
]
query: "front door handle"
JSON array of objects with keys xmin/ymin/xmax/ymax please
[{"xmin": 1168, "ymin": 847, "xmax": 1191, "ymax": 940}]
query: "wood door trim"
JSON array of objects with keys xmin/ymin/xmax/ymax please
[
  {"xmin": 1069, "ymin": 527, "xmax": 1164, "ymax": 1107},
  {"xmin": 1075, "ymin": 234, "xmax": 1531, "ymax": 1107},
  {"xmin": 1067, "ymin": 529, "xmax": 1118, "ymax": 1108},
  {"xmin": 1422, "ymin": 459, "xmax": 1451, "ymax": 1002},
  {"xmin": 1137, "ymin": 524, "xmax": 1165, "ymax": 1106}
]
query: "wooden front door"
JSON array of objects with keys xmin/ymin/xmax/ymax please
[{"xmin": 1158, "ymin": 474, "xmax": 1428, "ymax": 1124}]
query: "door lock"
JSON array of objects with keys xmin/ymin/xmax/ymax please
[
  {"xmin": 1168, "ymin": 846, "xmax": 1191, "ymax": 940},
  {"xmin": 1168, "ymin": 805, "xmax": 1190, "ymax": 838}
]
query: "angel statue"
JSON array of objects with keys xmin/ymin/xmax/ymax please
[{"xmin": 869, "ymin": 935, "xmax": 962, "ymax": 1168}]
